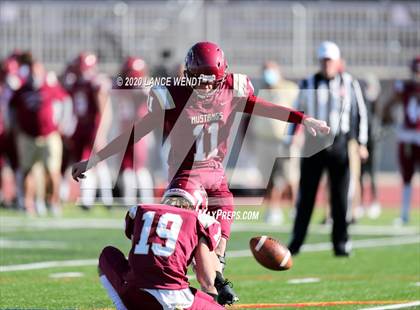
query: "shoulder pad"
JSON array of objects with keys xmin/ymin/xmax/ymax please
[
  {"xmin": 128, "ymin": 205, "xmax": 138, "ymax": 219},
  {"xmin": 233, "ymin": 73, "xmax": 249, "ymax": 97},
  {"xmin": 197, "ymin": 212, "xmax": 218, "ymax": 228},
  {"xmin": 149, "ymin": 85, "xmax": 175, "ymax": 111}
]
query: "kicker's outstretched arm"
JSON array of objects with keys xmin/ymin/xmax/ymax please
[{"xmin": 72, "ymin": 111, "xmax": 158, "ymax": 181}]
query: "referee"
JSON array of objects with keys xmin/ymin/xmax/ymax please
[{"xmin": 288, "ymin": 41, "xmax": 368, "ymax": 256}]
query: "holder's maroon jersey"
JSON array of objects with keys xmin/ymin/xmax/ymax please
[
  {"xmin": 124, "ymin": 204, "xmax": 221, "ymax": 290},
  {"xmin": 146, "ymin": 73, "xmax": 305, "ymax": 171}
]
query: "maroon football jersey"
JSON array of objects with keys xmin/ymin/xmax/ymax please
[
  {"xmin": 116, "ymin": 89, "xmax": 149, "ymax": 131},
  {"xmin": 66, "ymin": 76, "xmax": 105, "ymax": 137},
  {"xmin": 395, "ymin": 80, "xmax": 420, "ymax": 131},
  {"xmin": 147, "ymin": 73, "xmax": 304, "ymax": 171},
  {"xmin": 115, "ymin": 89, "xmax": 150, "ymax": 169},
  {"xmin": 0, "ymin": 85, "xmax": 14, "ymax": 136},
  {"xmin": 11, "ymin": 80, "xmax": 68, "ymax": 137},
  {"xmin": 0, "ymin": 102, "xmax": 4, "ymax": 136},
  {"xmin": 124, "ymin": 204, "xmax": 221, "ymax": 290}
]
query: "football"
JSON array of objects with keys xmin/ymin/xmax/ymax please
[{"xmin": 249, "ymin": 236, "xmax": 293, "ymax": 271}]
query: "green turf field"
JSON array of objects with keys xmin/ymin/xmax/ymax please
[{"xmin": 0, "ymin": 205, "xmax": 419, "ymax": 309}]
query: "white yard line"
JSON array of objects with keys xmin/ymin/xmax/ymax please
[
  {"xmin": 1, "ymin": 217, "xmax": 418, "ymax": 236},
  {"xmin": 287, "ymin": 278, "xmax": 321, "ymax": 284},
  {"xmin": 232, "ymin": 223, "xmax": 419, "ymax": 236},
  {"xmin": 1, "ymin": 235, "xmax": 418, "ymax": 272},
  {"xmin": 49, "ymin": 272, "xmax": 85, "ymax": 279},
  {"xmin": 0, "ymin": 238, "xmax": 69, "ymax": 249},
  {"xmin": 228, "ymin": 235, "xmax": 420, "ymax": 258},
  {"xmin": 360, "ymin": 301, "xmax": 420, "ymax": 310},
  {"xmin": 0, "ymin": 259, "xmax": 97, "ymax": 272},
  {"xmin": 0, "ymin": 217, "xmax": 124, "ymax": 231}
]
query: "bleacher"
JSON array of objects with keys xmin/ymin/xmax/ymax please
[{"xmin": 1, "ymin": 1, "xmax": 419, "ymax": 79}]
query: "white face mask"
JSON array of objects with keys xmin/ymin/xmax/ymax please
[
  {"xmin": 19, "ymin": 65, "xmax": 30, "ymax": 79},
  {"xmin": 263, "ymin": 69, "xmax": 280, "ymax": 86}
]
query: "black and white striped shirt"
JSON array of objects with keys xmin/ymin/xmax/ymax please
[{"xmin": 291, "ymin": 72, "xmax": 368, "ymax": 146}]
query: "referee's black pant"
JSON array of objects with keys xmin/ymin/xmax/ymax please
[{"xmin": 289, "ymin": 135, "xmax": 350, "ymax": 255}]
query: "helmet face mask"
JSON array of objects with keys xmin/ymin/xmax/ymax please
[
  {"xmin": 161, "ymin": 182, "xmax": 208, "ymax": 212},
  {"xmin": 162, "ymin": 196, "xmax": 194, "ymax": 210}
]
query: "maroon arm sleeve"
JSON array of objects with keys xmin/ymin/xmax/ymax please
[{"xmin": 242, "ymin": 94, "xmax": 306, "ymax": 124}]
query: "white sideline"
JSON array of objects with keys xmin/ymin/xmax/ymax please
[
  {"xmin": 1, "ymin": 216, "xmax": 419, "ymax": 236},
  {"xmin": 360, "ymin": 301, "xmax": 420, "ymax": 310},
  {"xmin": 1, "ymin": 235, "xmax": 418, "ymax": 272}
]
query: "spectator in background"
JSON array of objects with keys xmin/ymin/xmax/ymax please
[
  {"xmin": 153, "ymin": 48, "xmax": 173, "ymax": 78},
  {"xmin": 320, "ymin": 60, "xmax": 372, "ymax": 225},
  {"xmin": 0, "ymin": 52, "xmax": 23, "ymax": 209},
  {"xmin": 341, "ymin": 59, "xmax": 370, "ymax": 224},
  {"xmin": 10, "ymin": 58, "xmax": 71, "ymax": 216},
  {"xmin": 288, "ymin": 41, "xmax": 368, "ymax": 256},
  {"xmin": 382, "ymin": 56, "xmax": 419, "ymax": 225},
  {"xmin": 61, "ymin": 52, "xmax": 113, "ymax": 210},
  {"xmin": 114, "ymin": 56, "xmax": 154, "ymax": 205},
  {"xmin": 358, "ymin": 73, "xmax": 382, "ymax": 220},
  {"xmin": 250, "ymin": 61, "xmax": 299, "ymax": 224}
]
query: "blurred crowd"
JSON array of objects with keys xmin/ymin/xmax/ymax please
[
  {"xmin": 0, "ymin": 50, "xmax": 158, "ymax": 216},
  {"xmin": 0, "ymin": 49, "xmax": 418, "ymax": 227}
]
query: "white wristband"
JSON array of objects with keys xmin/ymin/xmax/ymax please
[{"xmin": 88, "ymin": 154, "xmax": 102, "ymax": 168}]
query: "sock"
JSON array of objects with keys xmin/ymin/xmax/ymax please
[
  {"xmin": 96, "ymin": 163, "xmax": 114, "ymax": 206},
  {"xmin": 122, "ymin": 169, "xmax": 136, "ymax": 206},
  {"xmin": 15, "ymin": 169, "xmax": 25, "ymax": 210},
  {"xmin": 136, "ymin": 168, "xmax": 154, "ymax": 203},
  {"xmin": 80, "ymin": 170, "xmax": 97, "ymax": 207},
  {"xmin": 401, "ymin": 184, "xmax": 412, "ymax": 223},
  {"xmin": 99, "ymin": 275, "xmax": 127, "ymax": 310},
  {"xmin": 35, "ymin": 199, "xmax": 47, "ymax": 216}
]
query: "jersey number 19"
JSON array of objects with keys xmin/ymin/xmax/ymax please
[{"xmin": 134, "ymin": 211, "xmax": 183, "ymax": 257}]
